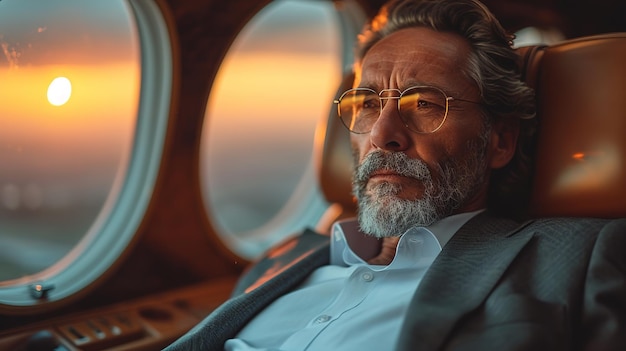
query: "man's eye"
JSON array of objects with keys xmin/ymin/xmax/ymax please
[
  {"xmin": 362, "ymin": 98, "xmax": 380, "ymax": 109},
  {"xmin": 416, "ymin": 99, "xmax": 443, "ymax": 110}
]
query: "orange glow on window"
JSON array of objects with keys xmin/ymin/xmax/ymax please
[
  {"xmin": 209, "ymin": 52, "xmax": 340, "ymax": 140},
  {"xmin": 0, "ymin": 63, "xmax": 139, "ymax": 174}
]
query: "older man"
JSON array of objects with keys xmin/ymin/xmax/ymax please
[{"xmin": 165, "ymin": 0, "xmax": 626, "ymax": 350}]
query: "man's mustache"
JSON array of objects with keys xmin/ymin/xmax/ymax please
[{"xmin": 354, "ymin": 151, "xmax": 431, "ymax": 185}]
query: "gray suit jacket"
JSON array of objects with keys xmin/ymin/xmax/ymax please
[{"xmin": 164, "ymin": 213, "xmax": 626, "ymax": 350}]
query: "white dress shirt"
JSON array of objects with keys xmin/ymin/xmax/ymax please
[{"xmin": 225, "ymin": 211, "xmax": 481, "ymax": 351}]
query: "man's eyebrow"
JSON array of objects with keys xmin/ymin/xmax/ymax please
[
  {"xmin": 401, "ymin": 81, "xmax": 465, "ymax": 96},
  {"xmin": 354, "ymin": 81, "xmax": 378, "ymax": 89},
  {"xmin": 356, "ymin": 81, "xmax": 427, "ymax": 90}
]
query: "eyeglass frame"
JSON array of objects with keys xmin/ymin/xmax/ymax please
[{"xmin": 333, "ymin": 85, "xmax": 482, "ymax": 134}]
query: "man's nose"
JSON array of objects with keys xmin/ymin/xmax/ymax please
[{"xmin": 369, "ymin": 98, "xmax": 411, "ymax": 151}]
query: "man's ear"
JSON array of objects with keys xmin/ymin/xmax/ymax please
[{"xmin": 488, "ymin": 119, "xmax": 519, "ymax": 169}]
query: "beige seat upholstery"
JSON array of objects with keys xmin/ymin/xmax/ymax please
[{"xmin": 315, "ymin": 33, "xmax": 626, "ymax": 232}]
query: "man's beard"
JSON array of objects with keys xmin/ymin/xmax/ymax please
[{"xmin": 352, "ymin": 136, "xmax": 490, "ymax": 238}]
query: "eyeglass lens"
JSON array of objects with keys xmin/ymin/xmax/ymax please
[{"xmin": 337, "ymin": 86, "xmax": 449, "ymax": 133}]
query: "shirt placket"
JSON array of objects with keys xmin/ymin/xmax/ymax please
[{"xmin": 279, "ymin": 265, "xmax": 383, "ymax": 350}]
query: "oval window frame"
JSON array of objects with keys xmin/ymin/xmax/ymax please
[
  {"xmin": 199, "ymin": 0, "xmax": 367, "ymax": 259},
  {"xmin": 0, "ymin": 0, "xmax": 172, "ymax": 314}
]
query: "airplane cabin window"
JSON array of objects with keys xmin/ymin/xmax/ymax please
[
  {"xmin": 0, "ymin": 0, "xmax": 172, "ymax": 310},
  {"xmin": 513, "ymin": 27, "xmax": 566, "ymax": 47},
  {"xmin": 201, "ymin": 0, "xmax": 360, "ymax": 258},
  {"xmin": 0, "ymin": 0, "xmax": 137, "ymax": 282}
]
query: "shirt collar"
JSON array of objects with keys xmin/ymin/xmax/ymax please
[
  {"xmin": 330, "ymin": 210, "xmax": 483, "ymax": 267},
  {"xmin": 427, "ymin": 209, "xmax": 484, "ymax": 247}
]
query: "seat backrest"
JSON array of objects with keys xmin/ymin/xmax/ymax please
[{"xmin": 315, "ymin": 33, "xmax": 626, "ymax": 232}]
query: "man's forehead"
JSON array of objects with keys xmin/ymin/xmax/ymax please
[{"xmin": 355, "ymin": 27, "xmax": 472, "ymax": 89}]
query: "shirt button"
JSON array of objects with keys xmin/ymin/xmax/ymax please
[
  {"xmin": 314, "ymin": 315, "xmax": 332, "ymax": 324},
  {"xmin": 362, "ymin": 272, "xmax": 374, "ymax": 282}
]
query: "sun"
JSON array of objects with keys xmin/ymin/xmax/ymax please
[{"xmin": 47, "ymin": 77, "xmax": 72, "ymax": 106}]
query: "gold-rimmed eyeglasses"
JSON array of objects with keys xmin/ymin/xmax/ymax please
[{"xmin": 333, "ymin": 85, "xmax": 481, "ymax": 134}]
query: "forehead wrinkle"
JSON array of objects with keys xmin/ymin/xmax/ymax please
[
  {"xmin": 357, "ymin": 28, "xmax": 476, "ymax": 98},
  {"xmin": 360, "ymin": 55, "xmax": 454, "ymax": 91}
]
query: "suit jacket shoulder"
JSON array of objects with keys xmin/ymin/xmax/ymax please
[{"xmin": 398, "ymin": 214, "xmax": 626, "ymax": 351}]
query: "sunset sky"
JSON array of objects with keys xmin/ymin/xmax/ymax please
[
  {"xmin": 0, "ymin": 0, "xmax": 139, "ymax": 186},
  {"xmin": 0, "ymin": 0, "xmax": 136, "ymax": 67}
]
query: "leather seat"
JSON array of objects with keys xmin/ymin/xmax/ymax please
[
  {"xmin": 520, "ymin": 33, "xmax": 626, "ymax": 217},
  {"xmin": 314, "ymin": 33, "xmax": 626, "ymax": 233}
]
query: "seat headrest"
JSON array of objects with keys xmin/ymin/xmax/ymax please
[
  {"xmin": 523, "ymin": 33, "xmax": 626, "ymax": 218},
  {"xmin": 315, "ymin": 33, "xmax": 626, "ymax": 223}
]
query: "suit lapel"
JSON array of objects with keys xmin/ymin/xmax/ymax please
[{"xmin": 396, "ymin": 213, "xmax": 535, "ymax": 351}]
